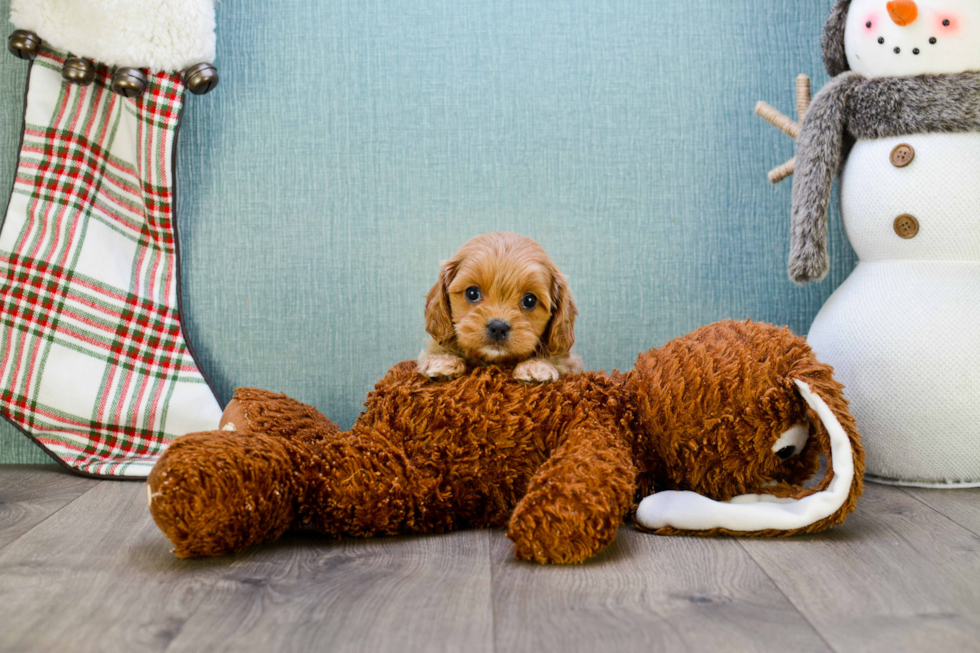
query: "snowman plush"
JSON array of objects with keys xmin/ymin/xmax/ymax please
[{"xmin": 789, "ymin": 0, "xmax": 980, "ymax": 486}]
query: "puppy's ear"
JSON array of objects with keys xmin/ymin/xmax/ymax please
[
  {"xmin": 542, "ymin": 270, "xmax": 577, "ymax": 356},
  {"xmin": 425, "ymin": 258, "xmax": 460, "ymax": 346}
]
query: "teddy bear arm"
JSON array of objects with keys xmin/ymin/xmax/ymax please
[{"xmin": 506, "ymin": 420, "xmax": 636, "ymax": 564}]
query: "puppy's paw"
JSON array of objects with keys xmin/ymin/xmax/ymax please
[
  {"xmin": 418, "ymin": 354, "xmax": 467, "ymax": 379},
  {"xmin": 514, "ymin": 359, "xmax": 560, "ymax": 383}
]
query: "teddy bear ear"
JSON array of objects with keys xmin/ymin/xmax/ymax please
[{"xmin": 634, "ymin": 369, "xmax": 865, "ymax": 536}]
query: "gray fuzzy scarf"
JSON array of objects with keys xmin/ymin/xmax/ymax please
[{"xmin": 789, "ymin": 72, "xmax": 980, "ymax": 284}]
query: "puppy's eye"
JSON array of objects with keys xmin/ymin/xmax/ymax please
[
  {"xmin": 521, "ymin": 293, "xmax": 538, "ymax": 310},
  {"xmin": 465, "ymin": 287, "xmax": 481, "ymax": 303}
]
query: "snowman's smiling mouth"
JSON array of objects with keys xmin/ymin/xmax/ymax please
[{"xmin": 876, "ymin": 36, "xmax": 936, "ymax": 56}]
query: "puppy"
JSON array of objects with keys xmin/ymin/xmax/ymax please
[{"xmin": 418, "ymin": 233, "xmax": 581, "ymax": 383}]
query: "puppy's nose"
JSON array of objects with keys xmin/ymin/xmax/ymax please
[{"xmin": 486, "ymin": 320, "xmax": 511, "ymax": 342}]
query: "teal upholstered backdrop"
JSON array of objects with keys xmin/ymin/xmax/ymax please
[{"xmin": 0, "ymin": 0, "xmax": 856, "ymax": 464}]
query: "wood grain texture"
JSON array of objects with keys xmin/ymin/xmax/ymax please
[
  {"xmin": 0, "ymin": 476, "xmax": 493, "ymax": 653},
  {"xmin": 0, "ymin": 465, "xmax": 97, "ymax": 551},
  {"xmin": 739, "ymin": 484, "xmax": 980, "ymax": 653},
  {"xmin": 490, "ymin": 527, "xmax": 831, "ymax": 653},
  {"xmin": 0, "ymin": 480, "xmax": 234, "ymax": 653},
  {"xmin": 163, "ymin": 530, "xmax": 494, "ymax": 653},
  {"xmin": 903, "ymin": 487, "xmax": 980, "ymax": 536},
  {"xmin": 3, "ymin": 474, "xmax": 979, "ymax": 653}
]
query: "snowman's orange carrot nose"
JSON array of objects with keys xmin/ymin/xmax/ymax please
[{"xmin": 887, "ymin": 0, "xmax": 919, "ymax": 25}]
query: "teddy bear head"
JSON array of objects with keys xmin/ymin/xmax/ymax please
[{"xmin": 625, "ymin": 320, "xmax": 865, "ymax": 536}]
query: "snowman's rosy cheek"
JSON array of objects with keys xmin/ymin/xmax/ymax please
[
  {"xmin": 862, "ymin": 12, "xmax": 880, "ymax": 33},
  {"xmin": 937, "ymin": 15, "xmax": 960, "ymax": 33}
]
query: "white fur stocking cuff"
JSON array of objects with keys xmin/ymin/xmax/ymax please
[{"xmin": 10, "ymin": 0, "xmax": 216, "ymax": 73}]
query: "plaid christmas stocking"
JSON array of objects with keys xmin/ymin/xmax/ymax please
[{"xmin": 1, "ymin": 3, "xmax": 222, "ymax": 478}]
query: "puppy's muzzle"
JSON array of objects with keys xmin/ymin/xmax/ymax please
[{"xmin": 486, "ymin": 320, "xmax": 511, "ymax": 343}]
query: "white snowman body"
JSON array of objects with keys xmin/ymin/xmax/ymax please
[
  {"xmin": 807, "ymin": 132, "xmax": 980, "ymax": 485},
  {"xmin": 804, "ymin": 0, "xmax": 980, "ymax": 486}
]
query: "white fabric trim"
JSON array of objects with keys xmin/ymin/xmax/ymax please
[
  {"xmin": 10, "ymin": 0, "xmax": 216, "ymax": 72},
  {"xmin": 635, "ymin": 379, "xmax": 855, "ymax": 532}
]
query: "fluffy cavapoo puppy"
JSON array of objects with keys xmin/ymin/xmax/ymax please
[{"xmin": 418, "ymin": 233, "xmax": 581, "ymax": 383}]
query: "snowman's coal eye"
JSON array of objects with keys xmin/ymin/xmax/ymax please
[
  {"xmin": 943, "ymin": 19, "xmax": 950, "ymax": 26},
  {"xmin": 879, "ymin": 36, "xmax": 885, "ymax": 44},
  {"xmin": 866, "ymin": 21, "xmax": 873, "ymax": 28}
]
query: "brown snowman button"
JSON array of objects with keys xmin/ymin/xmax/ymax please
[
  {"xmin": 894, "ymin": 214, "xmax": 919, "ymax": 239},
  {"xmin": 890, "ymin": 144, "xmax": 915, "ymax": 168}
]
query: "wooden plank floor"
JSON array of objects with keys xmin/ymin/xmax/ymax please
[{"xmin": 1, "ymin": 465, "xmax": 978, "ymax": 653}]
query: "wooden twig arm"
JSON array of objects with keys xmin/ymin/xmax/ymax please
[
  {"xmin": 755, "ymin": 74, "xmax": 811, "ymax": 185},
  {"xmin": 755, "ymin": 101, "xmax": 800, "ymax": 139}
]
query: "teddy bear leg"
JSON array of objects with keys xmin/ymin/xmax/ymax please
[
  {"xmin": 303, "ymin": 422, "xmax": 452, "ymax": 538},
  {"xmin": 218, "ymin": 400, "xmax": 246, "ymax": 431},
  {"xmin": 507, "ymin": 422, "xmax": 636, "ymax": 564},
  {"xmin": 148, "ymin": 431, "xmax": 315, "ymax": 557},
  {"xmin": 217, "ymin": 388, "xmax": 341, "ymax": 443}
]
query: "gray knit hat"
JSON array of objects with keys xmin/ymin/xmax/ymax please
[{"xmin": 823, "ymin": 0, "xmax": 852, "ymax": 77}]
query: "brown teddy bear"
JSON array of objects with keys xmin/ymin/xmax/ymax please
[{"xmin": 147, "ymin": 320, "xmax": 864, "ymax": 564}]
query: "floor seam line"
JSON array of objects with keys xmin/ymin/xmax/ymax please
[
  {"xmin": 898, "ymin": 487, "xmax": 980, "ymax": 538},
  {"xmin": 737, "ymin": 540, "xmax": 840, "ymax": 653},
  {"xmin": 488, "ymin": 529, "xmax": 498, "ymax": 653},
  {"xmin": 0, "ymin": 478, "xmax": 103, "ymax": 555}
]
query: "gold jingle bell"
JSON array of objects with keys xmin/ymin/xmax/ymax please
[
  {"xmin": 111, "ymin": 67, "xmax": 147, "ymax": 98},
  {"xmin": 182, "ymin": 62, "xmax": 219, "ymax": 95},
  {"xmin": 63, "ymin": 57, "xmax": 96, "ymax": 86},
  {"xmin": 8, "ymin": 30, "xmax": 40, "ymax": 60}
]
